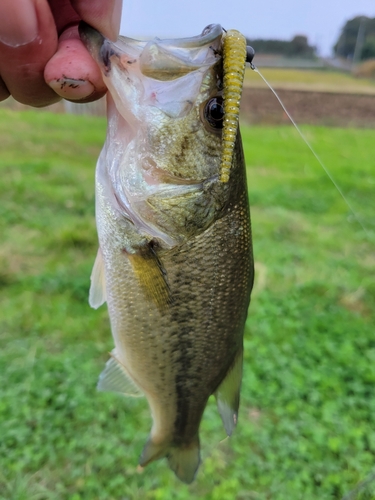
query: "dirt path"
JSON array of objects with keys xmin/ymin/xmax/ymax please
[
  {"xmin": 241, "ymin": 88, "xmax": 375, "ymax": 128},
  {"xmin": 2, "ymin": 88, "xmax": 375, "ymax": 128}
]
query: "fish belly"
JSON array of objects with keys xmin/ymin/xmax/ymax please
[{"xmin": 98, "ymin": 175, "xmax": 252, "ymax": 458}]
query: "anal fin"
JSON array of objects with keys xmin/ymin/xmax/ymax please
[
  {"xmin": 97, "ymin": 349, "xmax": 143, "ymax": 397},
  {"xmin": 215, "ymin": 347, "xmax": 243, "ymax": 436},
  {"xmin": 89, "ymin": 247, "xmax": 106, "ymax": 309}
]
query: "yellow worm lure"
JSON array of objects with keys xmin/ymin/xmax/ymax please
[{"xmin": 221, "ymin": 30, "xmax": 247, "ymax": 183}]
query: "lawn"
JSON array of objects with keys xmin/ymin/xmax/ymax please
[
  {"xmin": 0, "ymin": 108, "xmax": 374, "ymax": 500},
  {"xmin": 244, "ymin": 67, "xmax": 375, "ymax": 94}
]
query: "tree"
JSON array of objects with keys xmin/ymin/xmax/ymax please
[
  {"xmin": 361, "ymin": 37, "xmax": 375, "ymax": 60},
  {"xmin": 334, "ymin": 16, "xmax": 375, "ymax": 60},
  {"xmin": 246, "ymin": 35, "xmax": 316, "ymax": 59},
  {"xmin": 287, "ymin": 35, "xmax": 315, "ymax": 58}
]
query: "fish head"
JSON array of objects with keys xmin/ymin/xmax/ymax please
[
  {"xmin": 79, "ymin": 23, "xmax": 247, "ymax": 245},
  {"xmin": 79, "ymin": 23, "xmax": 224, "ymax": 178}
]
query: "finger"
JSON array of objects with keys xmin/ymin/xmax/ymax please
[
  {"xmin": 47, "ymin": 0, "xmax": 81, "ymax": 35},
  {"xmin": 0, "ymin": 0, "xmax": 38, "ymax": 47},
  {"xmin": 44, "ymin": 25, "xmax": 106, "ymax": 102},
  {"xmin": 71, "ymin": 0, "xmax": 122, "ymax": 41},
  {"xmin": 0, "ymin": 77, "xmax": 10, "ymax": 102},
  {"xmin": 0, "ymin": 0, "xmax": 60, "ymax": 107}
]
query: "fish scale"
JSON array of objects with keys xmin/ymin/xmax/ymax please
[
  {"xmin": 80, "ymin": 22, "xmax": 253, "ymax": 483},
  {"xmin": 103, "ymin": 187, "xmax": 252, "ymax": 430}
]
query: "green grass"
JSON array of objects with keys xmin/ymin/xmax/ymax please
[
  {"xmin": 244, "ymin": 67, "xmax": 375, "ymax": 94},
  {"xmin": 0, "ymin": 108, "xmax": 374, "ymax": 500}
]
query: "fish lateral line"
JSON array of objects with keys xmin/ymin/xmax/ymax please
[{"xmin": 248, "ymin": 63, "xmax": 369, "ymax": 238}]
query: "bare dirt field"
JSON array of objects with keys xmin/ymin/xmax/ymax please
[
  {"xmin": 59, "ymin": 86, "xmax": 375, "ymax": 129},
  {"xmin": 241, "ymin": 87, "xmax": 375, "ymax": 128}
]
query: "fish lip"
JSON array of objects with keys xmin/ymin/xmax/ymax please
[
  {"xmin": 79, "ymin": 21, "xmax": 119, "ymax": 73},
  {"xmin": 111, "ymin": 24, "xmax": 223, "ymax": 50},
  {"xmin": 79, "ymin": 22, "xmax": 223, "ymax": 67},
  {"xmin": 150, "ymin": 24, "xmax": 223, "ymax": 48},
  {"xmin": 79, "ymin": 21, "xmax": 104, "ymax": 55},
  {"xmin": 79, "ymin": 22, "xmax": 223, "ymax": 50}
]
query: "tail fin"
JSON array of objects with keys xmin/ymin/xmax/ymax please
[
  {"xmin": 167, "ymin": 437, "xmax": 200, "ymax": 484},
  {"xmin": 139, "ymin": 435, "xmax": 200, "ymax": 484}
]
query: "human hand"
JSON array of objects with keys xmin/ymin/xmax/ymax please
[{"xmin": 0, "ymin": 0, "xmax": 122, "ymax": 107}]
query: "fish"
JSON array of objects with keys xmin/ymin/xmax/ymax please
[{"xmin": 79, "ymin": 22, "xmax": 254, "ymax": 483}]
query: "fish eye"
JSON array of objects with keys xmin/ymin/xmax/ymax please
[{"xmin": 204, "ymin": 97, "xmax": 224, "ymax": 129}]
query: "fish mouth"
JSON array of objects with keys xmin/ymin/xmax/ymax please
[
  {"xmin": 79, "ymin": 22, "xmax": 106, "ymax": 63},
  {"xmin": 80, "ymin": 23, "xmax": 227, "ymax": 248},
  {"xmin": 79, "ymin": 22, "xmax": 223, "ymax": 79}
]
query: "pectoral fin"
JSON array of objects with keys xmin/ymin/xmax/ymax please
[
  {"xmin": 89, "ymin": 247, "xmax": 106, "ymax": 309},
  {"xmin": 97, "ymin": 349, "xmax": 143, "ymax": 397},
  {"xmin": 215, "ymin": 347, "xmax": 243, "ymax": 436},
  {"xmin": 127, "ymin": 242, "xmax": 172, "ymax": 310}
]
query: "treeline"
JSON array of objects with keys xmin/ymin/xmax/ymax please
[
  {"xmin": 334, "ymin": 16, "xmax": 375, "ymax": 61},
  {"xmin": 246, "ymin": 35, "xmax": 316, "ymax": 58}
]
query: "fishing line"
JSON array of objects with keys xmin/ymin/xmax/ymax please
[{"xmin": 248, "ymin": 64, "xmax": 370, "ymax": 237}]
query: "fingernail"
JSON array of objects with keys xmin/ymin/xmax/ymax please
[
  {"xmin": 47, "ymin": 78, "xmax": 95, "ymax": 100},
  {"xmin": 0, "ymin": 0, "xmax": 38, "ymax": 47}
]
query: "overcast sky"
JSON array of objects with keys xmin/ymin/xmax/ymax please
[{"xmin": 120, "ymin": 0, "xmax": 374, "ymax": 56}]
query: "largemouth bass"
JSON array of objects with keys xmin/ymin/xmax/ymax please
[{"xmin": 79, "ymin": 22, "xmax": 254, "ymax": 483}]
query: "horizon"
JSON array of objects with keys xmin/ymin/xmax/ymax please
[{"xmin": 120, "ymin": 0, "xmax": 374, "ymax": 57}]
